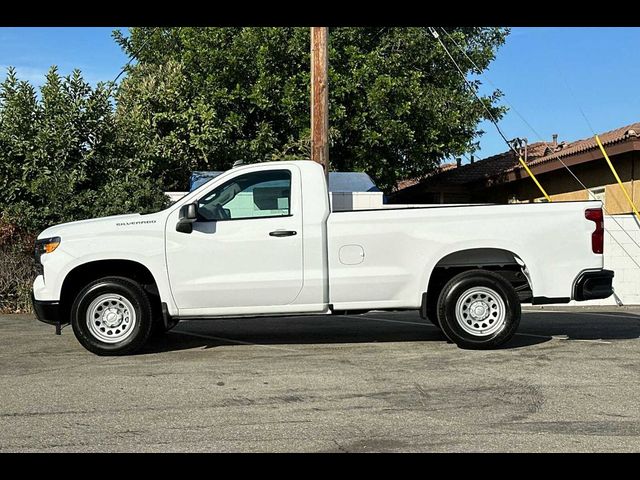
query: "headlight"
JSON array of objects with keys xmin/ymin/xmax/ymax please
[{"xmin": 35, "ymin": 236, "xmax": 61, "ymax": 264}]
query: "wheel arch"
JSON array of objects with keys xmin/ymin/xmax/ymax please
[
  {"xmin": 422, "ymin": 247, "xmax": 532, "ymax": 318},
  {"xmin": 59, "ymin": 259, "xmax": 161, "ymax": 320}
]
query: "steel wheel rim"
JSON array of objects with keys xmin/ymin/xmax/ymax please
[
  {"xmin": 86, "ymin": 293, "xmax": 137, "ymax": 343},
  {"xmin": 454, "ymin": 286, "xmax": 506, "ymax": 337}
]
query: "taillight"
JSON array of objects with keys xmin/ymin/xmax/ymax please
[{"xmin": 585, "ymin": 208, "xmax": 604, "ymax": 254}]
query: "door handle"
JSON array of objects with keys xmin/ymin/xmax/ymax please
[{"xmin": 269, "ymin": 230, "xmax": 297, "ymax": 237}]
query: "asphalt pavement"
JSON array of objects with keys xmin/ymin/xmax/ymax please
[{"xmin": 1, "ymin": 307, "xmax": 639, "ymax": 452}]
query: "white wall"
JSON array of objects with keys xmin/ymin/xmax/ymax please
[
  {"xmin": 566, "ymin": 214, "xmax": 640, "ymax": 306},
  {"xmin": 165, "ymin": 191, "xmax": 187, "ymax": 203},
  {"xmin": 329, "ymin": 192, "xmax": 384, "ymax": 211}
]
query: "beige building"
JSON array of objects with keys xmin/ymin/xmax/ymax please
[{"xmin": 390, "ymin": 122, "xmax": 640, "ymax": 214}]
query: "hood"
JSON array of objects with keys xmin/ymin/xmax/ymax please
[{"xmin": 38, "ymin": 213, "xmax": 164, "ymax": 239}]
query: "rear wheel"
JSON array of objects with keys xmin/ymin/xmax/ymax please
[
  {"xmin": 71, "ymin": 276, "xmax": 153, "ymax": 356},
  {"xmin": 437, "ymin": 270, "xmax": 520, "ymax": 349}
]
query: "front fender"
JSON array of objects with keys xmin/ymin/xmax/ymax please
[{"xmin": 35, "ymin": 239, "xmax": 176, "ymax": 315}]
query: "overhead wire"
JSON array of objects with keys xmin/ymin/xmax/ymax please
[
  {"xmin": 427, "ymin": 27, "xmax": 551, "ymax": 201},
  {"xmin": 555, "ymin": 63, "xmax": 640, "ymax": 223},
  {"xmin": 112, "ymin": 28, "xmax": 158, "ymax": 84},
  {"xmin": 557, "ymin": 70, "xmax": 597, "ymax": 135},
  {"xmin": 556, "ymin": 65, "xmax": 640, "ymax": 222},
  {"xmin": 434, "ymin": 27, "xmax": 640, "ymax": 271}
]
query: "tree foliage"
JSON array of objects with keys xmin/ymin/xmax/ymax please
[
  {"xmin": 114, "ymin": 27, "xmax": 509, "ymax": 192},
  {"xmin": 0, "ymin": 27, "xmax": 509, "ymax": 232},
  {"xmin": 0, "ymin": 67, "xmax": 168, "ymax": 232}
]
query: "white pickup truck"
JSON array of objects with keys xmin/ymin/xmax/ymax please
[{"xmin": 32, "ymin": 160, "xmax": 614, "ymax": 355}]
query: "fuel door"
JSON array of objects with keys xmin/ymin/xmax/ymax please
[{"xmin": 339, "ymin": 244, "xmax": 365, "ymax": 265}]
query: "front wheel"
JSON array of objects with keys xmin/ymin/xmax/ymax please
[
  {"xmin": 71, "ymin": 276, "xmax": 153, "ymax": 356},
  {"xmin": 437, "ymin": 270, "xmax": 520, "ymax": 349}
]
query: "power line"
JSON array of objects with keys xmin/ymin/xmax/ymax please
[
  {"xmin": 438, "ymin": 28, "xmax": 640, "ymax": 223},
  {"xmin": 427, "ymin": 28, "xmax": 516, "ymax": 157},
  {"xmin": 557, "ymin": 69, "xmax": 596, "ymax": 135},
  {"xmin": 112, "ymin": 28, "xmax": 158, "ymax": 84},
  {"xmin": 434, "ymin": 26, "xmax": 640, "ymax": 270},
  {"xmin": 429, "ymin": 27, "xmax": 552, "ymax": 200}
]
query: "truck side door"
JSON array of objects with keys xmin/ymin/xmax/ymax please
[{"xmin": 165, "ymin": 165, "xmax": 304, "ymax": 315}]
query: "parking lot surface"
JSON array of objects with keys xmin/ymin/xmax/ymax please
[{"xmin": 1, "ymin": 308, "xmax": 639, "ymax": 452}]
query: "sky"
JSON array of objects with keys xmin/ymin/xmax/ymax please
[
  {"xmin": 0, "ymin": 26, "xmax": 638, "ymax": 162},
  {"xmin": 0, "ymin": 27, "xmax": 125, "ymax": 86},
  {"xmin": 474, "ymin": 27, "xmax": 640, "ymax": 160}
]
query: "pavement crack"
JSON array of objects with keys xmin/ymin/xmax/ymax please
[
  {"xmin": 414, "ymin": 383, "xmax": 430, "ymax": 408},
  {"xmin": 332, "ymin": 439, "xmax": 349, "ymax": 453}
]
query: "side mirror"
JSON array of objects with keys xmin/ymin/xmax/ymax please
[{"xmin": 176, "ymin": 203, "xmax": 198, "ymax": 233}]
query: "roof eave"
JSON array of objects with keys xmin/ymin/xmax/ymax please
[{"xmin": 500, "ymin": 138, "xmax": 640, "ymax": 184}]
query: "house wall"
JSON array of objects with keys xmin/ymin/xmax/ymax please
[{"xmin": 487, "ymin": 151, "xmax": 640, "ymax": 214}]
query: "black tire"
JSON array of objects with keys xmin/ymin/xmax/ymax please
[
  {"xmin": 70, "ymin": 276, "xmax": 153, "ymax": 356},
  {"xmin": 437, "ymin": 270, "xmax": 520, "ymax": 349}
]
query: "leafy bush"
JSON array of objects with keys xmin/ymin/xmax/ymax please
[
  {"xmin": 0, "ymin": 67, "xmax": 169, "ymax": 312},
  {"xmin": 0, "ymin": 67, "xmax": 169, "ymax": 234},
  {"xmin": 0, "ymin": 221, "xmax": 37, "ymax": 313}
]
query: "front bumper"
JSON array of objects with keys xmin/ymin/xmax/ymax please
[
  {"xmin": 31, "ymin": 291, "xmax": 63, "ymax": 326},
  {"xmin": 573, "ymin": 269, "xmax": 615, "ymax": 301}
]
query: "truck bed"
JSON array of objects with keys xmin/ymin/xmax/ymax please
[{"xmin": 327, "ymin": 201, "xmax": 604, "ymax": 310}]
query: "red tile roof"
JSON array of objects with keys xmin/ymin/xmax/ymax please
[
  {"xmin": 396, "ymin": 122, "xmax": 640, "ymax": 191},
  {"xmin": 395, "ymin": 162, "xmax": 458, "ymax": 190},
  {"xmin": 509, "ymin": 122, "xmax": 640, "ymax": 172}
]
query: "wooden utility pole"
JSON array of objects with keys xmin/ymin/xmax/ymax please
[{"xmin": 310, "ymin": 27, "xmax": 329, "ymax": 175}]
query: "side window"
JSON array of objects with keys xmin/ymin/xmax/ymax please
[{"xmin": 197, "ymin": 170, "xmax": 291, "ymax": 221}]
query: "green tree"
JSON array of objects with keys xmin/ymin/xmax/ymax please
[
  {"xmin": 0, "ymin": 67, "xmax": 168, "ymax": 232},
  {"xmin": 114, "ymin": 27, "xmax": 508, "ymax": 192}
]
